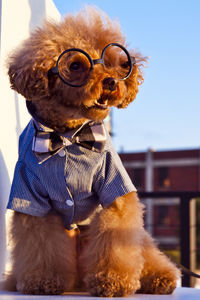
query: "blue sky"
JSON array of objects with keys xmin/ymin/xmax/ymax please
[{"xmin": 53, "ymin": 0, "xmax": 200, "ymax": 152}]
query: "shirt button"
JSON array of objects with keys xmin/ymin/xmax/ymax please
[
  {"xmin": 58, "ymin": 149, "xmax": 66, "ymax": 157},
  {"xmin": 66, "ymin": 199, "xmax": 74, "ymax": 206}
]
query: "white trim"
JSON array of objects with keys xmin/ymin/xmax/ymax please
[
  {"xmin": 154, "ymin": 158, "xmax": 200, "ymax": 167},
  {"xmin": 123, "ymin": 157, "xmax": 200, "ymax": 169},
  {"xmin": 123, "ymin": 161, "xmax": 146, "ymax": 168},
  {"xmin": 155, "ymin": 236, "xmax": 179, "ymax": 245},
  {"xmin": 142, "ymin": 198, "xmax": 179, "ymax": 205},
  {"xmin": 145, "ymin": 149, "xmax": 154, "ymax": 235}
]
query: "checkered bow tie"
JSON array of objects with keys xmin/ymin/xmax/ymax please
[{"xmin": 32, "ymin": 120, "xmax": 107, "ymax": 164}]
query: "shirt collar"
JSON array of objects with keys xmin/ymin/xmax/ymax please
[{"xmin": 32, "ymin": 119, "xmax": 107, "ymax": 164}]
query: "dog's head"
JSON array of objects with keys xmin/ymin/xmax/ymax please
[{"xmin": 8, "ymin": 7, "xmax": 146, "ymax": 131}]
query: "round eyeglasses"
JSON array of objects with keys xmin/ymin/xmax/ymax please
[{"xmin": 49, "ymin": 43, "xmax": 136, "ymax": 87}]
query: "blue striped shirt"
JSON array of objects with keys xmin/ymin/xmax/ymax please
[{"xmin": 7, "ymin": 120, "xmax": 136, "ymax": 229}]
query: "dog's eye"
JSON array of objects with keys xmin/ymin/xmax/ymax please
[
  {"xmin": 70, "ymin": 62, "xmax": 81, "ymax": 71},
  {"xmin": 121, "ymin": 61, "xmax": 130, "ymax": 69}
]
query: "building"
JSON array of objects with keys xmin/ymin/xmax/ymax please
[{"xmin": 119, "ymin": 148, "xmax": 200, "ymax": 248}]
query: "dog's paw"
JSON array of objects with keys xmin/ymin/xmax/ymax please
[
  {"xmin": 137, "ymin": 274, "xmax": 177, "ymax": 294},
  {"xmin": 86, "ymin": 271, "xmax": 140, "ymax": 297},
  {"xmin": 16, "ymin": 277, "xmax": 65, "ymax": 295}
]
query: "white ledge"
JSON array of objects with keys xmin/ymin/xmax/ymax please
[{"xmin": 0, "ymin": 288, "xmax": 200, "ymax": 299}]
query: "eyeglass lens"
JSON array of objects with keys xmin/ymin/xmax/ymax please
[
  {"xmin": 57, "ymin": 45, "xmax": 132, "ymax": 86},
  {"xmin": 102, "ymin": 45, "xmax": 131, "ymax": 80},
  {"xmin": 58, "ymin": 50, "xmax": 92, "ymax": 86}
]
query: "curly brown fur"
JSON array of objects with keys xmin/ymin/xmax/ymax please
[
  {"xmin": 79, "ymin": 192, "xmax": 180, "ymax": 296},
  {"xmin": 4, "ymin": 6, "xmax": 180, "ymax": 297},
  {"xmin": 137, "ymin": 230, "xmax": 180, "ymax": 294},
  {"xmin": 7, "ymin": 6, "xmax": 145, "ymax": 131},
  {"xmin": 79, "ymin": 192, "xmax": 144, "ymax": 296},
  {"xmin": 3, "ymin": 212, "xmax": 76, "ymax": 295}
]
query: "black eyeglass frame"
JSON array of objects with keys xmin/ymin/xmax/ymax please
[{"xmin": 49, "ymin": 42, "xmax": 136, "ymax": 87}]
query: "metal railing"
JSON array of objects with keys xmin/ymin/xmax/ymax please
[{"xmin": 138, "ymin": 191, "xmax": 200, "ymax": 287}]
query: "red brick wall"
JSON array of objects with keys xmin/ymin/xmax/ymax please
[{"xmin": 119, "ymin": 149, "xmax": 200, "ymax": 192}]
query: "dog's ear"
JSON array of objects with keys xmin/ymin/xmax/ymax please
[
  {"xmin": 118, "ymin": 54, "xmax": 147, "ymax": 108},
  {"xmin": 7, "ymin": 48, "xmax": 53, "ymax": 100},
  {"xmin": 8, "ymin": 58, "xmax": 49, "ymax": 100},
  {"xmin": 7, "ymin": 24, "xmax": 58, "ymax": 100}
]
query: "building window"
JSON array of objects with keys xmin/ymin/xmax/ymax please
[
  {"xmin": 132, "ymin": 168, "xmax": 143, "ymax": 190},
  {"xmin": 156, "ymin": 205, "xmax": 170, "ymax": 226},
  {"xmin": 158, "ymin": 167, "xmax": 170, "ymax": 189}
]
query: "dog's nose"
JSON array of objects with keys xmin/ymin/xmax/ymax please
[{"xmin": 102, "ymin": 77, "xmax": 118, "ymax": 91}]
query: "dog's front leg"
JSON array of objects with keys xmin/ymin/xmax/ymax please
[
  {"xmin": 6, "ymin": 212, "xmax": 77, "ymax": 295},
  {"xmin": 81, "ymin": 192, "xmax": 144, "ymax": 297}
]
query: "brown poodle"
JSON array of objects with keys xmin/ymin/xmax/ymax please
[{"xmin": 3, "ymin": 7, "xmax": 180, "ymax": 297}]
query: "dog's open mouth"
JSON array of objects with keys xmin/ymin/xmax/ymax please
[{"xmin": 94, "ymin": 97, "xmax": 109, "ymax": 110}]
